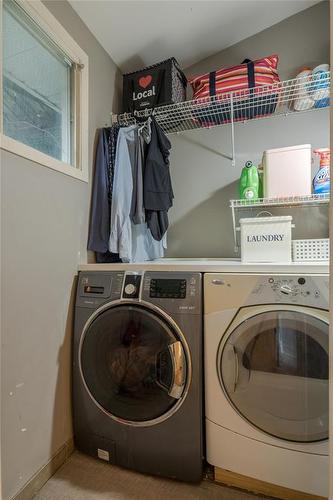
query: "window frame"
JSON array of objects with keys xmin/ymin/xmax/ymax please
[{"xmin": 0, "ymin": 0, "xmax": 89, "ymax": 182}]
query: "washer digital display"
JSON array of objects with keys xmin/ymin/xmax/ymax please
[{"xmin": 150, "ymin": 279, "xmax": 186, "ymax": 299}]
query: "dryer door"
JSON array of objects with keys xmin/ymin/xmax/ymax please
[
  {"xmin": 80, "ymin": 302, "xmax": 189, "ymax": 426},
  {"xmin": 219, "ymin": 305, "xmax": 329, "ymax": 442}
]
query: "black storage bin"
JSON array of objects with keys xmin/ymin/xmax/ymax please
[{"xmin": 123, "ymin": 57, "xmax": 187, "ymax": 114}]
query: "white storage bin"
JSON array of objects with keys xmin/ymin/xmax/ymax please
[
  {"xmin": 263, "ymin": 144, "xmax": 312, "ymax": 198},
  {"xmin": 292, "ymin": 239, "xmax": 329, "ymax": 262},
  {"xmin": 239, "ymin": 215, "xmax": 293, "ymax": 263}
]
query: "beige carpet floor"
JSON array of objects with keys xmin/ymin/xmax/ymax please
[{"xmin": 33, "ymin": 451, "xmax": 269, "ymax": 500}]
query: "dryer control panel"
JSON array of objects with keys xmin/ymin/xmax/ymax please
[
  {"xmin": 205, "ymin": 273, "xmax": 329, "ymax": 311},
  {"xmin": 267, "ymin": 276, "xmax": 324, "ymax": 302}
]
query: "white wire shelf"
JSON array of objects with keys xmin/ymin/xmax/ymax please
[
  {"xmin": 230, "ymin": 193, "xmax": 330, "ymax": 253},
  {"xmin": 113, "ymin": 72, "xmax": 330, "ymax": 135},
  {"xmin": 230, "ymin": 193, "xmax": 330, "ymax": 209}
]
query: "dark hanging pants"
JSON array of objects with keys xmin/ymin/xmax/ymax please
[{"xmin": 87, "ymin": 126, "xmax": 121, "ymax": 263}]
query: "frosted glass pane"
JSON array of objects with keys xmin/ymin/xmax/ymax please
[{"xmin": 2, "ymin": 0, "xmax": 73, "ymax": 164}]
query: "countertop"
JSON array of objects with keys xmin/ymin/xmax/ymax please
[{"xmin": 78, "ymin": 258, "xmax": 329, "ymax": 274}]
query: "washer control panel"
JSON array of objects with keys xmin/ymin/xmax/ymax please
[
  {"xmin": 149, "ymin": 278, "xmax": 187, "ymax": 299},
  {"xmin": 77, "ymin": 271, "xmax": 202, "ymax": 311},
  {"xmin": 143, "ymin": 272, "xmax": 201, "ymax": 314},
  {"xmin": 122, "ymin": 273, "xmax": 142, "ymax": 299},
  {"xmin": 77, "ymin": 272, "xmax": 124, "ymax": 308}
]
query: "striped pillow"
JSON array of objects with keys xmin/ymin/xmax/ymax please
[{"xmin": 189, "ymin": 55, "xmax": 280, "ymax": 100}]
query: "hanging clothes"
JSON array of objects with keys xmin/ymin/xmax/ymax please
[
  {"xmin": 107, "ymin": 123, "xmax": 120, "ymax": 205},
  {"xmin": 87, "ymin": 128, "xmax": 110, "ymax": 253},
  {"xmin": 130, "ymin": 127, "xmax": 145, "ymax": 225},
  {"xmin": 143, "ymin": 116, "xmax": 174, "ymax": 241},
  {"xmin": 109, "ymin": 125, "xmax": 166, "ymax": 263},
  {"xmin": 87, "ymin": 126, "xmax": 120, "ymax": 263}
]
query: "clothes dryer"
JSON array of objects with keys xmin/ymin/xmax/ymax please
[
  {"xmin": 204, "ymin": 273, "xmax": 329, "ymax": 497},
  {"xmin": 73, "ymin": 270, "xmax": 203, "ymax": 481}
]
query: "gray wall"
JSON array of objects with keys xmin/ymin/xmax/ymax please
[
  {"xmin": 0, "ymin": 2, "xmax": 121, "ymax": 499},
  {"xmin": 167, "ymin": 1, "xmax": 330, "ymax": 258}
]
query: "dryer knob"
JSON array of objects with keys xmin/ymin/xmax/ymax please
[
  {"xmin": 279, "ymin": 284, "xmax": 292, "ymax": 295},
  {"xmin": 124, "ymin": 284, "xmax": 136, "ymax": 295},
  {"xmin": 211, "ymin": 279, "xmax": 225, "ymax": 285}
]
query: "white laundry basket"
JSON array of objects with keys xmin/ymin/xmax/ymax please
[
  {"xmin": 239, "ymin": 215, "xmax": 293, "ymax": 263},
  {"xmin": 292, "ymin": 239, "xmax": 329, "ymax": 262}
]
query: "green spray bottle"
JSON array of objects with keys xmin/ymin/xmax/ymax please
[{"xmin": 239, "ymin": 160, "xmax": 260, "ymax": 200}]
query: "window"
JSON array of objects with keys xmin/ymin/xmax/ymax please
[{"xmin": 0, "ymin": 0, "xmax": 89, "ymax": 181}]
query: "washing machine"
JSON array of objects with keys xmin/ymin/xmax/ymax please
[
  {"xmin": 73, "ymin": 270, "xmax": 203, "ymax": 482},
  {"xmin": 204, "ymin": 273, "xmax": 329, "ymax": 497}
]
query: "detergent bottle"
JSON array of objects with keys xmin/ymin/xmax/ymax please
[
  {"xmin": 313, "ymin": 148, "xmax": 330, "ymax": 194},
  {"xmin": 293, "ymin": 67, "xmax": 314, "ymax": 111},
  {"xmin": 239, "ymin": 161, "xmax": 259, "ymax": 200},
  {"xmin": 311, "ymin": 64, "xmax": 330, "ymax": 108}
]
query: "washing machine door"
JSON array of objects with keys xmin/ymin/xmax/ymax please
[
  {"xmin": 219, "ymin": 305, "xmax": 329, "ymax": 442},
  {"xmin": 79, "ymin": 302, "xmax": 190, "ymax": 426}
]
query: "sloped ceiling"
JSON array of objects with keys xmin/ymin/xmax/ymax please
[{"xmin": 69, "ymin": 0, "xmax": 320, "ymax": 72}]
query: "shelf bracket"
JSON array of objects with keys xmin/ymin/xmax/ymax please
[
  {"xmin": 111, "ymin": 99, "xmax": 237, "ymax": 166},
  {"xmin": 174, "ymin": 132, "xmax": 235, "ymax": 160},
  {"xmin": 230, "ymin": 93, "xmax": 236, "ymax": 167},
  {"xmin": 231, "ymin": 202, "xmax": 239, "ymax": 253}
]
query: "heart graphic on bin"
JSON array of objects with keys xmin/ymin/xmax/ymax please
[{"xmin": 139, "ymin": 75, "xmax": 152, "ymax": 89}]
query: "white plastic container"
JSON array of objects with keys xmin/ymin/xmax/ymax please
[
  {"xmin": 263, "ymin": 144, "xmax": 312, "ymax": 198},
  {"xmin": 239, "ymin": 215, "xmax": 293, "ymax": 263},
  {"xmin": 292, "ymin": 238, "xmax": 329, "ymax": 262},
  {"xmin": 293, "ymin": 68, "xmax": 314, "ymax": 111}
]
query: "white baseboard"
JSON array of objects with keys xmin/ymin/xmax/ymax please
[{"xmin": 12, "ymin": 438, "xmax": 74, "ymax": 500}]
